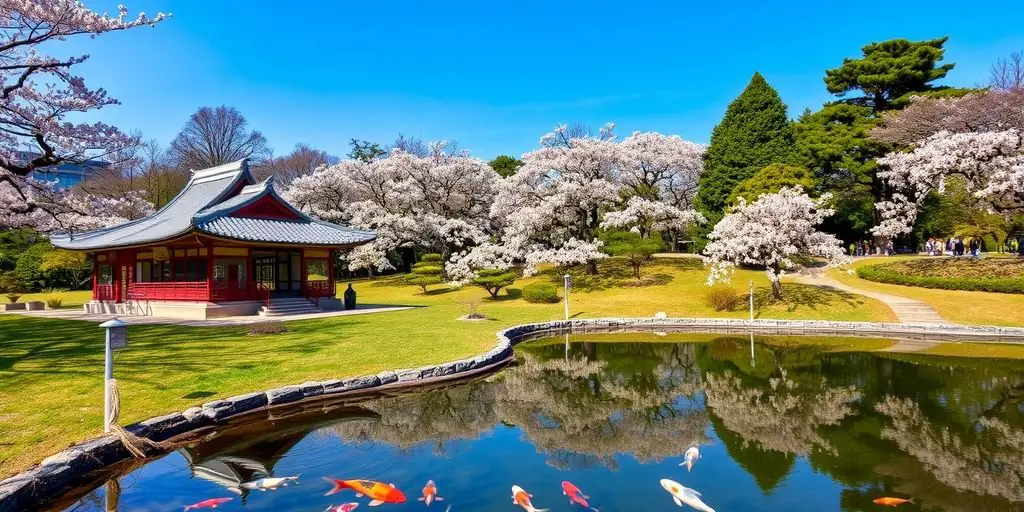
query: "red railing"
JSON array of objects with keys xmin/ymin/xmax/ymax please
[
  {"xmin": 303, "ymin": 280, "xmax": 335, "ymax": 305},
  {"xmin": 94, "ymin": 284, "xmax": 115, "ymax": 301},
  {"xmin": 128, "ymin": 282, "xmax": 210, "ymax": 301}
]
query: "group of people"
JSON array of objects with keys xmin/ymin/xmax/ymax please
[
  {"xmin": 924, "ymin": 237, "xmax": 982, "ymax": 257},
  {"xmin": 850, "ymin": 240, "xmax": 895, "ymax": 257}
]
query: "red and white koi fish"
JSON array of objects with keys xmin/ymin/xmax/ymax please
[
  {"xmin": 325, "ymin": 504, "xmax": 360, "ymax": 512},
  {"xmin": 511, "ymin": 485, "xmax": 548, "ymax": 512},
  {"xmin": 661, "ymin": 479, "xmax": 715, "ymax": 512},
  {"xmin": 325, "ymin": 478, "xmax": 407, "ymax": 506},
  {"xmin": 239, "ymin": 476, "xmax": 299, "ymax": 492},
  {"xmin": 680, "ymin": 446, "xmax": 701, "ymax": 471},
  {"xmin": 873, "ymin": 497, "xmax": 913, "ymax": 507},
  {"xmin": 184, "ymin": 497, "xmax": 233, "ymax": 511},
  {"xmin": 418, "ymin": 480, "xmax": 444, "ymax": 506},
  {"xmin": 561, "ymin": 481, "xmax": 597, "ymax": 510}
]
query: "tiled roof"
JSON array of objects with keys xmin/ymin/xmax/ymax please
[
  {"xmin": 198, "ymin": 216, "xmax": 375, "ymax": 245},
  {"xmin": 50, "ymin": 159, "xmax": 375, "ymax": 250}
]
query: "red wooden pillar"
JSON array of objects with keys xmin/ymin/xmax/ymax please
[
  {"xmin": 206, "ymin": 249, "xmax": 214, "ymax": 302},
  {"xmin": 91, "ymin": 254, "xmax": 98, "ymax": 301},
  {"xmin": 246, "ymin": 249, "xmax": 255, "ymax": 298},
  {"xmin": 328, "ymin": 249, "xmax": 336, "ymax": 297},
  {"xmin": 299, "ymin": 250, "xmax": 307, "ymax": 297}
]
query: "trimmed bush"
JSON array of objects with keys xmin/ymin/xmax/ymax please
[
  {"xmin": 405, "ymin": 254, "xmax": 445, "ymax": 293},
  {"xmin": 472, "ymin": 268, "xmax": 517, "ymax": 298},
  {"xmin": 858, "ymin": 263, "xmax": 1024, "ymax": 294},
  {"xmin": 45, "ymin": 296, "xmax": 63, "ymax": 309},
  {"xmin": 705, "ymin": 285, "xmax": 742, "ymax": 311},
  {"xmin": 522, "ymin": 282, "xmax": 560, "ymax": 303}
]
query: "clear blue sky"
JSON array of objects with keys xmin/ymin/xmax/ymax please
[{"xmin": 67, "ymin": 0, "xmax": 1024, "ymax": 160}]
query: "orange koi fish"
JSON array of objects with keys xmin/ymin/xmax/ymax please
[
  {"xmin": 418, "ymin": 480, "xmax": 444, "ymax": 506},
  {"xmin": 873, "ymin": 497, "xmax": 913, "ymax": 507},
  {"xmin": 512, "ymin": 485, "xmax": 548, "ymax": 512},
  {"xmin": 325, "ymin": 478, "xmax": 407, "ymax": 506},
  {"xmin": 561, "ymin": 481, "xmax": 596, "ymax": 510},
  {"xmin": 184, "ymin": 497, "xmax": 233, "ymax": 511}
]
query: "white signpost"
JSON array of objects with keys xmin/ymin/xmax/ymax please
[{"xmin": 99, "ymin": 318, "xmax": 127, "ymax": 433}]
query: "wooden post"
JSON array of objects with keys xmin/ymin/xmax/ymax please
[
  {"xmin": 328, "ymin": 249, "xmax": 336, "ymax": 297},
  {"xmin": 206, "ymin": 249, "xmax": 214, "ymax": 301},
  {"xmin": 92, "ymin": 255, "xmax": 98, "ymax": 301}
]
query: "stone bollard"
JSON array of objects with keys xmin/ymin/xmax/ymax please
[
  {"xmin": 25, "ymin": 301, "xmax": 45, "ymax": 311},
  {"xmin": 343, "ymin": 283, "xmax": 357, "ymax": 310}
]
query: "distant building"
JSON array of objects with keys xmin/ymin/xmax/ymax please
[{"xmin": 19, "ymin": 152, "xmax": 109, "ymax": 189}]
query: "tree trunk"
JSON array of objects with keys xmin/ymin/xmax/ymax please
[
  {"xmin": 586, "ymin": 259, "xmax": 598, "ymax": 275},
  {"xmin": 771, "ymin": 278, "xmax": 783, "ymax": 300}
]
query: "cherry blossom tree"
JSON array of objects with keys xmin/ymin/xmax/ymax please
[
  {"xmin": 473, "ymin": 125, "xmax": 704, "ymax": 278},
  {"xmin": 0, "ymin": 1, "xmax": 167, "ymax": 200},
  {"xmin": 705, "ymin": 187, "xmax": 850, "ymax": 299},
  {"xmin": 0, "ymin": 171, "xmax": 153, "ymax": 235},
  {"xmin": 286, "ymin": 142, "xmax": 499, "ymax": 272},
  {"xmin": 872, "ymin": 129, "xmax": 1024, "ymax": 237}
]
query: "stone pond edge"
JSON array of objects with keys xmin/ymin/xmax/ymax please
[{"xmin": 4, "ymin": 316, "xmax": 1024, "ymax": 510}]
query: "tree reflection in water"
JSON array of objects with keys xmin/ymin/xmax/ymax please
[{"xmin": 318, "ymin": 338, "xmax": 1024, "ymax": 509}]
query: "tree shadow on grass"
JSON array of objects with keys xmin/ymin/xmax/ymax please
[
  {"xmin": 753, "ymin": 283, "xmax": 867, "ymax": 315},
  {"xmin": 424, "ymin": 287, "xmax": 458, "ymax": 296},
  {"xmin": 489, "ymin": 288, "xmax": 524, "ymax": 302}
]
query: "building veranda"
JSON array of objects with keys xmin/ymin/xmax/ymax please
[{"xmin": 50, "ymin": 160, "xmax": 375, "ymax": 319}]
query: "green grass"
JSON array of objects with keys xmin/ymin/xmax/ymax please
[
  {"xmin": 5, "ymin": 290, "xmax": 92, "ymax": 307},
  {"xmin": 0, "ymin": 257, "xmax": 896, "ymax": 477},
  {"xmin": 829, "ymin": 257, "xmax": 1024, "ymax": 327}
]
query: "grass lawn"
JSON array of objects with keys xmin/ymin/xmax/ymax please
[
  {"xmin": 0, "ymin": 257, "xmax": 895, "ymax": 477},
  {"xmin": 6, "ymin": 290, "xmax": 92, "ymax": 308},
  {"xmin": 827, "ymin": 256, "xmax": 1024, "ymax": 327}
]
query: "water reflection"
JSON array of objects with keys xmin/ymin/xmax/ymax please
[{"xmin": 61, "ymin": 336, "xmax": 1024, "ymax": 512}]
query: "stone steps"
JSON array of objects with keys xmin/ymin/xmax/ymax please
[{"xmin": 258, "ymin": 297, "xmax": 320, "ymax": 317}]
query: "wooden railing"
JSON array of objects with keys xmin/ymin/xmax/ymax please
[
  {"xmin": 94, "ymin": 284, "xmax": 115, "ymax": 301},
  {"xmin": 128, "ymin": 282, "xmax": 209, "ymax": 301},
  {"xmin": 302, "ymin": 280, "xmax": 335, "ymax": 305}
]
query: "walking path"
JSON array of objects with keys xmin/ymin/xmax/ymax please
[
  {"xmin": 789, "ymin": 269, "xmax": 949, "ymax": 326},
  {"xmin": 7, "ymin": 303, "xmax": 415, "ymax": 327}
]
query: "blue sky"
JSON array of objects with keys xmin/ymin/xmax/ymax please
[{"xmin": 67, "ymin": 0, "xmax": 1024, "ymax": 160}]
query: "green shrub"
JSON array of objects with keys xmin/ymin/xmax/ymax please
[
  {"xmin": 523, "ymin": 282, "xmax": 560, "ymax": 303},
  {"xmin": 45, "ymin": 296, "xmax": 63, "ymax": 309},
  {"xmin": 472, "ymin": 268, "xmax": 517, "ymax": 298},
  {"xmin": 705, "ymin": 284, "xmax": 743, "ymax": 311},
  {"xmin": 858, "ymin": 264, "xmax": 1024, "ymax": 294},
  {"xmin": 405, "ymin": 255, "xmax": 445, "ymax": 294}
]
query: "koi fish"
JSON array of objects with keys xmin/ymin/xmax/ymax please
[
  {"xmin": 240, "ymin": 476, "xmax": 299, "ymax": 491},
  {"xmin": 512, "ymin": 485, "xmax": 548, "ymax": 512},
  {"xmin": 325, "ymin": 478, "xmax": 407, "ymax": 506},
  {"xmin": 325, "ymin": 504, "xmax": 360, "ymax": 512},
  {"xmin": 660, "ymin": 479, "xmax": 715, "ymax": 512},
  {"xmin": 680, "ymin": 446, "xmax": 701, "ymax": 471},
  {"xmin": 561, "ymin": 481, "xmax": 596, "ymax": 510},
  {"xmin": 184, "ymin": 498, "xmax": 233, "ymax": 511},
  {"xmin": 418, "ymin": 480, "xmax": 444, "ymax": 506},
  {"xmin": 873, "ymin": 497, "xmax": 913, "ymax": 507}
]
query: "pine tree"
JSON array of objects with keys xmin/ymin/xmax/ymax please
[{"xmin": 696, "ymin": 72, "xmax": 795, "ymax": 215}]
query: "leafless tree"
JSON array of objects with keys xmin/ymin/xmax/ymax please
[
  {"xmin": 252, "ymin": 143, "xmax": 334, "ymax": 183},
  {"xmin": 871, "ymin": 88, "xmax": 1024, "ymax": 146},
  {"xmin": 991, "ymin": 51, "xmax": 1024, "ymax": 92},
  {"xmin": 388, "ymin": 134, "xmax": 429, "ymax": 157},
  {"xmin": 169, "ymin": 106, "xmax": 271, "ymax": 170}
]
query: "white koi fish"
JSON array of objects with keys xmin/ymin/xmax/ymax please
[
  {"xmin": 660, "ymin": 479, "xmax": 714, "ymax": 512},
  {"xmin": 512, "ymin": 485, "xmax": 549, "ymax": 512},
  {"xmin": 680, "ymin": 446, "xmax": 701, "ymax": 471},
  {"xmin": 240, "ymin": 476, "xmax": 300, "ymax": 491}
]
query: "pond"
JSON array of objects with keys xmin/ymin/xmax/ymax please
[{"xmin": 57, "ymin": 334, "xmax": 1024, "ymax": 512}]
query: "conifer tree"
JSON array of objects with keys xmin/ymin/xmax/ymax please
[{"xmin": 696, "ymin": 73, "xmax": 795, "ymax": 216}]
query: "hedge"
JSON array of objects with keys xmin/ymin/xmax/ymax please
[
  {"xmin": 857, "ymin": 264, "xmax": 1024, "ymax": 294},
  {"xmin": 522, "ymin": 282, "xmax": 560, "ymax": 303}
]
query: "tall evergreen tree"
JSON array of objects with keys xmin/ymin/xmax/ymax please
[
  {"xmin": 696, "ymin": 73, "xmax": 795, "ymax": 215},
  {"xmin": 824, "ymin": 37, "xmax": 956, "ymax": 112}
]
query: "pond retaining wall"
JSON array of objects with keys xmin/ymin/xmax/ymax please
[{"xmin": 3, "ymin": 317, "xmax": 1024, "ymax": 511}]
